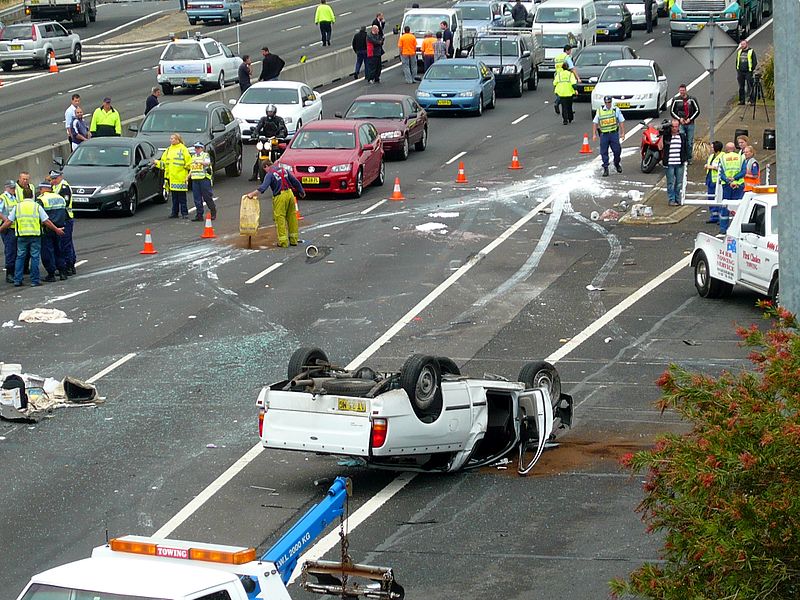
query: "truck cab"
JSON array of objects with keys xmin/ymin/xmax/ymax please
[{"xmin": 669, "ymin": 0, "xmax": 767, "ymax": 46}]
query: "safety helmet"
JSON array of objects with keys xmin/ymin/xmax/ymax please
[{"xmin": 266, "ymin": 104, "xmax": 277, "ymax": 116}]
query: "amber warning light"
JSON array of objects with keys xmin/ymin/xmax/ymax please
[{"xmin": 110, "ymin": 538, "xmax": 257, "ymax": 565}]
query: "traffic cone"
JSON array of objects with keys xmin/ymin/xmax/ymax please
[
  {"xmin": 200, "ymin": 212, "xmax": 216, "ymax": 239},
  {"xmin": 48, "ymin": 51, "xmax": 59, "ymax": 74},
  {"xmin": 455, "ymin": 161, "xmax": 468, "ymax": 184},
  {"xmin": 389, "ymin": 177, "xmax": 405, "ymax": 201},
  {"xmin": 295, "ymin": 197, "xmax": 304, "ymax": 221},
  {"xmin": 508, "ymin": 148, "xmax": 522, "ymax": 170},
  {"xmin": 579, "ymin": 133, "xmax": 592, "ymax": 154},
  {"xmin": 140, "ymin": 229, "xmax": 158, "ymax": 254}
]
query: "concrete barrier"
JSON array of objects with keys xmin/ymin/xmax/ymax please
[
  {"xmin": 0, "ymin": 3, "xmax": 26, "ymax": 24},
  {"xmin": 0, "ymin": 43, "xmax": 398, "ymax": 183}
]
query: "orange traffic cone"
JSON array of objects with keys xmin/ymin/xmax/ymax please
[
  {"xmin": 389, "ymin": 177, "xmax": 405, "ymax": 201},
  {"xmin": 48, "ymin": 51, "xmax": 59, "ymax": 74},
  {"xmin": 579, "ymin": 133, "xmax": 592, "ymax": 154},
  {"xmin": 295, "ymin": 197, "xmax": 304, "ymax": 221},
  {"xmin": 508, "ymin": 148, "xmax": 522, "ymax": 170},
  {"xmin": 455, "ymin": 161, "xmax": 468, "ymax": 184},
  {"xmin": 200, "ymin": 212, "xmax": 216, "ymax": 238},
  {"xmin": 140, "ymin": 229, "xmax": 158, "ymax": 254}
]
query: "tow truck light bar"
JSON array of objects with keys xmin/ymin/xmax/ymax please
[
  {"xmin": 753, "ymin": 185, "xmax": 777, "ymax": 194},
  {"xmin": 109, "ymin": 538, "xmax": 257, "ymax": 565}
]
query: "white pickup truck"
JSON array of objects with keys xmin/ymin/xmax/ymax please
[
  {"xmin": 157, "ymin": 35, "xmax": 242, "ymax": 95},
  {"xmin": 691, "ymin": 185, "xmax": 779, "ymax": 302}
]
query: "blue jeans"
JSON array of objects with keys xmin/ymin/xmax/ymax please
[
  {"xmin": 2, "ymin": 229, "xmax": 16, "ymax": 271},
  {"xmin": 171, "ymin": 190, "xmax": 188, "ymax": 216},
  {"xmin": 599, "ymin": 131, "xmax": 621, "ymax": 169},
  {"xmin": 665, "ymin": 163, "xmax": 685, "ymax": 204},
  {"xmin": 354, "ymin": 51, "xmax": 366, "ymax": 76},
  {"xmin": 15, "ymin": 236, "xmax": 41, "ymax": 285},
  {"xmin": 680, "ymin": 123, "xmax": 695, "ymax": 161},
  {"xmin": 60, "ymin": 218, "xmax": 76, "ymax": 267}
]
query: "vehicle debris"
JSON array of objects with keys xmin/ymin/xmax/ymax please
[{"xmin": 18, "ymin": 308, "xmax": 73, "ymax": 324}]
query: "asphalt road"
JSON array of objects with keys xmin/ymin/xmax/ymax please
[{"xmin": 0, "ymin": 16, "xmax": 776, "ymax": 598}]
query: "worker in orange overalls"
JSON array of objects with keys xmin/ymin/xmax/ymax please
[{"xmin": 742, "ymin": 145, "xmax": 760, "ymax": 192}]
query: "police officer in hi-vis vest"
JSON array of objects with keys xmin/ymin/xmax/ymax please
[
  {"xmin": 0, "ymin": 180, "xmax": 18, "ymax": 283},
  {"xmin": 592, "ymin": 96, "xmax": 626, "ymax": 177}
]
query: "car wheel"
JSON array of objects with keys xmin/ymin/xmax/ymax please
[
  {"xmin": 41, "ymin": 51, "xmax": 52, "ymax": 70},
  {"xmin": 414, "ymin": 126, "xmax": 428, "ymax": 151},
  {"xmin": 436, "ymin": 356, "xmax": 461, "ymax": 376},
  {"xmin": 519, "ymin": 361, "xmax": 561, "ymax": 411},
  {"xmin": 400, "ymin": 354, "xmax": 443, "ymax": 423},
  {"xmin": 73, "ymin": 11, "xmax": 88, "ymax": 27},
  {"xmin": 694, "ymin": 252, "xmax": 732, "ymax": 298},
  {"xmin": 235, "ymin": 7, "xmax": 243, "ymax": 22},
  {"xmin": 488, "ymin": 88, "xmax": 496, "ymax": 109},
  {"xmin": 475, "ymin": 94, "xmax": 483, "ymax": 117},
  {"xmin": 70, "ymin": 45, "xmax": 81, "ymax": 64},
  {"xmin": 123, "ymin": 186, "xmax": 138, "ymax": 217},
  {"xmin": 527, "ymin": 66, "xmax": 538, "ymax": 90},
  {"xmin": 162, "ymin": 82, "xmax": 174, "ymax": 95},
  {"xmin": 216, "ymin": 71, "xmax": 225, "ymax": 90},
  {"xmin": 225, "ymin": 144, "xmax": 243, "ymax": 177},
  {"xmin": 398, "ymin": 136, "xmax": 409, "ymax": 160},
  {"xmin": 768, "ymin": 273, "xmax": 779, "ymax": 304},
  {"xmin": 224, "ymin": 10, "xmax": 231, "ymax": 24},
  {"xmin": 2, "ymin": 61, "xmax": 13, "ymax": 72},
  {"xmin": 288, "ymin": 347, "xmax": 329, "ymax": 380},
  {"xmin": 512, "ymin": 74, "xmax": 523, "ymax": 98},
  {"xmin": 354, "ymin": 167, "xmax": 363, "ymax": 198},
  {"xmin": 373, "ymin": 159, "xmax": 385, "ymax": 186}
]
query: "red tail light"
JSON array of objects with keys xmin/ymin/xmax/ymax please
[
  {"xmin": 31, "ymin": 25, "xmax": 37, "ymax": 41},
  {"xmin": 258, "ymin": 409, "xmax": 265, "ymax": 437},
  {"xmin": 206, "ymin": 62, "xmax": 212, "ymax": 74},
  {"xmin": 370, "ymin": 418, "xmax": 388, "ymax": 449},
  {"xmin": 157, "ymin": 64, "xmax": 162, "ymax": 75},
  {"xmin": 75, "ymin": 3, "xmax": 82, "ymax": 12}
]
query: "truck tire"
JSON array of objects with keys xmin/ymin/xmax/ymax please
[
  {"xmin": 768, "ymin": 273, "xmax": 779, "ymax": 304},
  {"xmin": 694, "ymin": 251, "xmax": 732, "ymax": 298},
  {"xmin": 162, "ymin": 82, "xmax": 174, "ymax": 95},
  {"xmin": 518, "ymin": 361, "xmax": 561, "ymax": 410},
  {"xmin": 73, "ymin": 11, "xmax": 88, "ymax": 27},
  {"xmin": 288, "ymin": 347, "xmax": 329, "ymax": 380},
  {"xmin": 400, "ymin": 354, "xmax": 443, "ymax": 422}
]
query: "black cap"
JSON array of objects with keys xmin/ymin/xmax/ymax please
[
  {"xmin": 563, "ymin": 44, "xmax": 572, "ymax": 51},
  {"xmin": 604, "ymin": 95, "xmax": 613, "ymax": 102}
]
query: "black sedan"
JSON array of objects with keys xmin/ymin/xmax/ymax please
[
  {"xmin": 595, "ymin": 2, "xmax": 633, "ymax": 41},
  {"xmin": 63, "ymin": 138, "xmax": 165, "ymax": 216},
  {"xmin": 572, "ymin": 44, "xmax": 638, "ymax": 100}
]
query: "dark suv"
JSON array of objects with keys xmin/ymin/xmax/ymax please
[{"xmin": 130, "ymin": 100, "xmax": 243, "ymax": 178}]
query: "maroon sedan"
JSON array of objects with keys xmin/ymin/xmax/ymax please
[
  {"xmin": 277, "ymin": 120, "xmax": 385, "ymax": 198},
  {"xmin": 336, "ymin": 94, "xmax": 428, "ymax": 161}
]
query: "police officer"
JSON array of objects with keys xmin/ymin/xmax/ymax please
[
  {"xmin": 553, "ymin": 62, "xmax": 577, "ymax": 125},
  {"xmin": 250, "ymin": 105, "xmax": 288, "ymax": 181},
  {"xmin": 0, "ymin": 184, "xmax": 64, "ymax": 287},
  {"xmin": 592, "ymin": 96, "xmax": 625, "ymax": 177},
  {"xmin": 49, "ymin": 170, "xmax": 77, "ymax": 275},
  {"xmin": 38, "ymin": 181, "xmax": 70, "ymax": 282},
  {"xmin": 0, "ymin": 180, "xmax": 18, "ymax": 283},
  {"xmin": 717, "ymin": 142, "xmax": 745, "ymax": 233},
  {"xmin": 247, "ymin": 159, "xmax": 305, "ymax": 248},
  {"xmin": 190, "ymin": 141, "xmax": 217, "ymax": 221},
  {"xmin": 554, "ymin": 45, "xmax": 580, "ymax": 81}
]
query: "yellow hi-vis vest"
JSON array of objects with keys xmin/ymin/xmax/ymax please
[
  {"xmin": 159, "ymin": 144, "xmax": 192, "ymax": 192},
  {"xmin": 736, "ymin": 48, "xmax": 754, "ymax": 71},
  {"xmin": 0, "ymin": 190, "xmax": 17, "ymax": 217},
  {"xmin": 14, "ymin": 199, "xmax": 42, "ymax": 237},
  {"xmin": 553, "ymin": 69, "xmax": 576, "ymax": 97},
  {"xmin": 721, "ymin": 151, "xmax": 744, "ymax": 185},
  {"xmin": 52, "ymin": 180, "xmax": 73, "ymax": 218},
  {"xmin": 189, "ymin": 151, "xmax": 213, "ymax": 181},
  {"xmin": 596, "ymin": 107, "xmax": 619, "ymax": 133},
  {"xmin": 706, "ymin": 151, "xmax": 722, "ymax": 183},
  {"xmin": 15, "ymin": 182, "xmax": 35, "ymax": 203},
  {"xmin": 554, "ymin": 52, "xmax": 568, "ymax": 70}
]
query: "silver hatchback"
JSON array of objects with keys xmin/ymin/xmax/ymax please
[{"xmin": 0, "ymin": 21, "xmax": 82, "ymax": 71}]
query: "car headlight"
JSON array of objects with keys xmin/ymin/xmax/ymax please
[
  {"xmin": 609, "ymin": 23, "xmax": 621, "ymax": 28},
  {"xmin": 635, "ymin": 93, "xmax": 654, "ymax": 100},
  {"xmin": 98, "ymin": 182, "xmax": 125, "ymax": 195},
  {"xmin": 331, "ymin": 163, "xmax": 352, "ymax": 173},
  {"xmin": 592, "ymin": 94, "xmax": 603, "ymax": 103},
  {"xmin": 281, "ymin": 164, "xmax": 292, "ymax": 172},
  {"xmin": 416, "ymin": 91, "xmax": 432, "ymax": 98},
  {"xmin": 380, "ymin": 130, "xmax": 403, "ymax": 139},
  {"xmin": 456, "ymin": 90, "xmax": 475, "ymax": 97},
  {"xmin": 502, "ymin": 65, "xmax": 517, "ymax": 74},
  {"xmin": 722, "ymin": 10, "xmax": 738, "ymax": 18}
]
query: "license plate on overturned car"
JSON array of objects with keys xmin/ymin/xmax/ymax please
[
  {"xmin": 337, "ymin": 398, "xmax": 366, "ymax": 412},
  {"xmin": 185, "ymin": 77, "xmax": 200, "ymax": 84},
  {"xmin": 301, "ymin": 176, "xmax": 319, "ymax": 184}
]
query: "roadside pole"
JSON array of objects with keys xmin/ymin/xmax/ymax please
[{"xmin": 774, "ymin": 0, "xmax": 800, "ymax": 312}]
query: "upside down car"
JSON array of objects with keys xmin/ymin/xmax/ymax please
[{"xmin": 257, "ymin": 348, "xmax": 574, "ymax": 475}]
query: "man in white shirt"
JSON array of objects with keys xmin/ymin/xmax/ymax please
[{"xmin": 64, "ymin": 94, "xmax": 81, "ymax": 147}]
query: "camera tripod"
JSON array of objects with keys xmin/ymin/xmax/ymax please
[{"xmin": 740, "ymin": 74, "xmax": 770, "ymax": 122}]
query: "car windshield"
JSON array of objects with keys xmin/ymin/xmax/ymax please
[
  {"xmin": 345, "ymin": 101, "xmax": 404, "ymax": 119},
  {"xmin": 20, "ymin": 583, "xmax": 167, "ymax": 600},
  {"xmin": 600, "ymin": 65, "xmax": 655, "ymax": 82},
  {"xmin": 424, "ymin": 64, "xmax": 480, "ymax": 80},
  {"xmin": 403, "ymin": 14, "xmax": 449, "ymax": 35},
  {"xmin": 473, "ymin": 38, "xmax": 520, "ymax": 57},
  {"xmin": 1, "ymin": 24, "xmax": 33, "ymax": 40},
  {"xmin": 575, "ymin": 49, "xmax": 624, "ymax": 66},
  {"xmin": 141, "ymin": 110, "xmax": 208, "ymax": 133},
  {"xmin": 535, "ymin": 7, "xmax": 580, "ymax": 23},
  {"xmin": 67, "ymin": 145, "xmax": 133, "ymax": 167},
  {"xmin": 541, "ymin": 34, "xmax": 576, "ymax": 48},
  {"xmin": 596, "ymin": 4, "xmax": 624, "ymax": 16},
  {"xmin": 239, "ymin": 87, "xmax": 299, "ymax": 105},
  {"xmin": 292, "ymin": 130, "xmax": 356, "ymax": 149},
  {"xmin": 162, "ymin": 43, "xmax": 204, "ymax": 61},
  {"xmin": 457, "ymin": 5, "xmax": 492, "ymax": 20}
]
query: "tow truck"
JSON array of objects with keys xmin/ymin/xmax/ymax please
[
  {"xmin": 15, "ymin": 477, "xmax": 403, "ymax": 600},
  {"xmin": 691, "ymin": 185, "xmax": 779, "ymax": 302}
]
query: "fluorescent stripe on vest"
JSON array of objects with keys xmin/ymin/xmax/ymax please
[
  {"xmin": 190, "ymin": 151, "xmax": 213, "ymax": 181},
  {"xmin": 706, "ymin": 152, "xmax": 722, "ymax": 183},
  {"xmin": 0, "ymin": 190, "xmax": 17, "ymax": 217},
  {"xmin": 597, "ymin": 107, "xmax": 619, "ymax": 133},
  {"xmin": 736, "ymin": 48, "xmax": 754, "ymax": 71},
  {"xmin": 721, "ymin": 152, "xmax": 744, "ymax": 185},
  {"xmin": 15, "ymin": 199, "xmax": 41, "ymax": 237}
]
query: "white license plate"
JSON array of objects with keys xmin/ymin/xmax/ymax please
[{"xmin": 72, "ymin": 196, "xmax": 90, "ymax": 203}]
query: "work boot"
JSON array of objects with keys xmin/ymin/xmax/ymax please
[
  {"xmin": 68, "ymin": 266, "xmax": 77, "ymax": 275},
  {"xmin": 58, "ymin": 271, "xmax": 68, "ymax": 281},
  {"xmin": 44, "ymin": 274, "xmax": 56, "ymax": 283},
  {"xmin": 5, "ymin": 273, "xmax": 12, "ymax": 284},
  {"xmin": 192, "ymin": 214, "xmax": 204, "ymax": 222},
  {"xmin": 210, "ymin": 209, "xmax": 217, "ymax": 221},
  {"xmin": 615, "ymin": 164, "xmax": 622, "ymax": 173},
  {"xmin": 602, "ymin": 167, "xmax": 609, "ymax": 177}
]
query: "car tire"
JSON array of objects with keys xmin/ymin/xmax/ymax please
[
  {"xmin": 475, "ymin": 94, "xmax": 483, "ymax": 117},
  {"xmin": 320, "ymin": 378, "xmax": 375, "ymax": 396},
  {"xmin": 527, "ymin": 66, "xmax": 538, "ymax": 90},
  {"xmin": 225, "ymin": 144, "xmax": 243, "ymax": 177},
  {"xmin": 400, "ymin": 354, "xmax": 443, "ymax": 423},
  {"xmin": 768, "ymin": 273, "xmax": 779, "ymax": 304},
  {"xmin": 518, "ymin": 361, "xmax": 561, "ymax": 410},
  {"xmin": 123, "ymin": 186, "xmax": 138, "ymax": 217},
  {"xmin": 73, "ymin": 11, "xmax": 88, "ymax": 27},
  {"xmin": 436, "ymin": 356, "xmax": 461, "ymax": 376},
  {"xmin": 224, "ymin": 10, "xmax": 231, "ymax": 24},
  {"xmin": 373, "ymin": 159, "xmax": 385, "ymax": 186},
  {"xmin": 162, "ymin": 82, "xmax": 174, "ymax": 95},
  {"xmin": 41, "ymin": 51, "xmax": 52, "ymax": 70},
  {"xmin": 70, "ymin": 45, "xmax": 81, "ymax": 64},
  {"xmin": 488, "ymin": 88, "xmax": 496, "ymax": 109},
  {"xmin": 414, "ymin": 126, "xmax": 427, "ymax": 151},
  {"xmin": 235, "ymin": 7, "xmax": 243, "ymax": 22},
  {"xmin": 670, "ymin": 36, "xmax": 681, "ymax": 47},
  {"xmin": 2, "ymin": 61, "xmax": 13, "ymax": 72},
  {"xmin": 189, "ymin": 18, "xmax": 197, "ymax": 25},
  {"xmin": 694, "ymin": 251, "xmax": 732, "ymax": 298},
  {"xmin": 216, "ymin": 71, "xmax": 225, "ymax": 90},
  {"xmin": 398, "ymin": 136, "xmax": 409, "ymax": 160},
  {"xmin": 512, "ymin": 74, "xmax": 523, "ymax": 98},
  {"xmin": 354, "ymin": 167, "xmax": 364, "ymax": 198},
  {"xmin": 288, "ymin": 347, "xmax": 329, "ymax": 380}
]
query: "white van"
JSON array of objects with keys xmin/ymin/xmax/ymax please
[{"xmin": 533, "ymin": 0, "xmax": 596, "ymax": 73}]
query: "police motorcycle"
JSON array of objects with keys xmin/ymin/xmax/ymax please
[{"xmin": 249, "ymin": 107, "xmax": 289, "ymax": 181}]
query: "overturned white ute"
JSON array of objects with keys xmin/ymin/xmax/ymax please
[{"xmin": 257, "ymin": 348, "xmax": 574, "ymax": 475}]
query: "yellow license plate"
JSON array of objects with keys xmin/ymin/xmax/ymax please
[
  {"xmin": 185, "ymin": 77, "xmax": 200, "ymax": 84},
  {"xmin": 616, "ymin": 102, "xmax": 631, "ymax": 108},
  {"xmin": 337, "ymin": 398, "xmax": 367, "ymax": 413},
  {"xmin": 437, "ymin": 99, "xmax": 452, "ymax": 106},
  {"xmin": 697, "ymin": 23, "xmax": 705, "ymax": 29},
  {"xmin": 10, "ymin": 44, "xmax": 22, "ymax": 50},
  {"xmin": 584, "ymin": 85, "xmax": 595, "ymax": 92},
  {"xmin": 597, "ymin": 29, "xmax": 608, "ymax": 34},
  {"xmin": 301, "ymin": 176, "xmax": 319, "ymax": 184}
]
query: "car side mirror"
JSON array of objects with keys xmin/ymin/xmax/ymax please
[
  {"xmin": 211, "ymin": 125, "xmax": 225, "ymax": 133},
  {"xmin": 228, "ymin": 98, "xmax": 237, "ymax": 106},
  {"xmin": 658, "ymin": 75, "xmax": 667, "ymax": 81},
  {"xmin": 303, "ymin": 100, "xmax": 312, "ymax": 107},
  {"xmin": 583, "ymin": 18, "xmax": 589, "ymax": 24},
  {"xmin": 53, "ymin": 157, "xmax": 64, "ymax": 168},
  {"xmin": 522, "ymin": 50, "xmax": 531, "ymax": 57},
  {"xmin": 408, "ymin": 112, "xmax": 417, "ymax": 119},
  {"xmin": 741, "ymin": 223, "xmax": 757, "ymax": 234},
  {"xmin": 128, "ymin": 124, "xmax": 139, "ymax": 132},
  {"xmin": 334, "ymin": 111, "xmax": 343, "ymax": 118},
  {"xmin": 362, "ymin": 144, "xmax": 374, "ymax": 151}
]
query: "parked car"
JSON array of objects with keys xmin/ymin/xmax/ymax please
[
  {"xmin": 0, "ymin": 21, "xmax": 81, "ymax": 71},
  {"xmin": 415, "ymin": 58, "xmax": 496, "ymax": 116},
  {"xmin": 336, "ymin": 94, "xmax": 428, "ymax": 161},
  {"xmin": 572, "ymin": 44, "xmax": 638, "ymax": 100},
  {"xmin": 470, "ymin": 30, "xmax": 543, "ymax": 96},
  {"xmin": 277, "ymin": 120, "xmax": 385, "ymax": 198},
  {"xmin": 186, "ymin": 0, "xmax": 242, "ymax": 25},
  {"xmin": 623, "ymin": 0, "xmax": 659, "ymax": 28},
  {"xmin": 595, "ymin": 2, "xmax": 632, "ymax": 40},
  {"xmin": 591, "ymin": 59, "xmax": 668, "ymax": 117},
  {"xmin": 130, "ymin": 101, "xmax": 243, "ymax": 178},
  {"xmin": 157, "ymin": 35, "xmax": 242, "ymax": 95},
  {"xmin": 60, "ymin": 138, "xmax": 165, "ymax": 217},
  {"xmin": 229, "ymin": 81, "xmax": 322, "ymax": 140}
]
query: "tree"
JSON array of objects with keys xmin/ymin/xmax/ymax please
[{"xmin": 610, "ymin": 304, "xmax": 800, "ymax": 599}]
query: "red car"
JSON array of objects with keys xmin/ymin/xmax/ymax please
[
  {"xmin": 277, "ymin": 119, "xmax": 385, "ymax": 198},
  {"xmin": 336, "ymin": 94, "xmax": 428, "ymax": 161}
]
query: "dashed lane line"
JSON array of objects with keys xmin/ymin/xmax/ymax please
[
  {"xmin": 245, "ymin": 262, "xmax": 283, "ymax": 285},
  {"xmin": 445, "ymin": 151, "xmax": 467, "ymax": 165},
  {"xmin": 511, "ymin": 114, "xmax": 529, "ymax": 125},
  {"xmin": 360, "ymin": 199, "xmax": 386, "ymax": 215},
  {"xmin": 85, "ymin": 352, "xmax": 137, "ymax": 384}
]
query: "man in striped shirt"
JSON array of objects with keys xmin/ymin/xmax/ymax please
[{"xmin": 662, "ymin": 119, "xmax": 687, "ymax": 206}]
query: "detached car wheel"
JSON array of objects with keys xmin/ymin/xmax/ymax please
[
  {"xmin": 288, "ymin": 347, "xmax": 329, "ymax": 380},
  {"xmin": 519, "ymin": 361, "xmax": 561, "ymax": 410},
  {"xmin": 401, "ymin": 354, "xmax": 443, "ymax": 422}
]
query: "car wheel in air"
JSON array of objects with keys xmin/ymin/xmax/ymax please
[
  {"xmin": 519, "ymin": 361, "xmax": 562, "ymax": 411},
  {"xmin": 436, "ymin": 356, "xmax": 461, "ymax": 376},
  {"xmin": 400, "ymin": 354, "xmax": 443, "ymax": 423},
  {"xmin": 287, "ymin": 347, "xmax": 329, "ymax": 380}
]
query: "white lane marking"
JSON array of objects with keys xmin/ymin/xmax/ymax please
[
  {"xmin": 310, "ymin": 41, "xmax": 323, "ymax": 46},
  {"xmin": 83, "ymin": 11, "xmax": 166, "ymax": 42},
  {"xmin": 360, "ymin": 199, "xmax": 386, "ymax": 215},
  {"xmin": 546, "ymin": 255, "xmax": 692, "ymax": 364},
  {"xmin": 643, "ymin": 38, "xmax": 655, "ymax": 46},
  {"xmin": 153, "ymin": 444, "xmax": 265, "ymax": 538},
  {"xmin": 245, "ymin": 262, "xmax": 283, "ymax": 284},
  {"xmin": 286, "ymin": 25, "xmax": 302, "ymax": 31},
  {"xmin": 340, "ymin": 11, "xmax": 352, "ymax": 15},
  {"xmin": 511, "ymin": 114, "xmax": 529, "ymax": 125},
  {"xmin": 445, "ymin": 151, "xmax": 467, "ymax": 165},
  {"xmin": 86, "ymin": 352, "xmax": 137, "ymax": 384},
  {"xmin": 45, "ymin": 289, "xmax": 90, "ymax": 305},
  {"xmin": 383, "ymin": 0, "xmax": 395, "ymax": 3},
  {"xmin": 74, "ymin": 260, "xmax": 88, "ymax": 267},
  {"xmin": 319, "ymin": 63, "xmax": 400, "ymax": 97},
  {"xmin": 67, "ymin": 84, "xmax": 93, "ymax": 93}
]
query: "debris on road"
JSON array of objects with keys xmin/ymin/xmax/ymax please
[
  {"xmin": 18, "ymin": 308, "xmax": 73, "ymax": 324},
  {"xmin": 599, "ymin": 209, "xmax": 620, "ymax": 221},
  {"xmin": 427, "ymin": 212, "xmax": 459, "ymax": 218},
  {"xmin": 415, "ymin": 222, "xmax": 448, "ymax": 233},
  {"xmin": 206, "ymin": 443, "xmax": 218, "ymax": 449},
  {"xmin": 1, "ymin": 365, "xmax": 99, "ymax": 423},
  {"xmin": 586, "ymin": 284, "xmax": 605, "ymax": 291}
]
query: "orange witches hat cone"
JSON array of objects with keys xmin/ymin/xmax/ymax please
[
  {"xmin": 140, "ymin": 229, "xmax": 158, "ymax": 254},
  {"xmin": 508, "ymin": 148, "xmax": 522, "ymax": 170},
  {"xmin": 200, "ymin": 212, "xmax": 216, "ymax": 239},
  {"xmin": 455, "ymin": 161, "xmax": 468, "ymax": 184},
  {"xmin": 389, "ymin": 177, "xmax": 405, "ymax": 201},
  {"xmin": 49, "ymin": 51, "xmax": 59, "ymax": 74},
  {"xmin": 579, "ymin": 133, "xmax": 592, "ymax": 154},
  {"xmin": 295, "ymin": 196, "xmax": 304, "ymax": 221}
]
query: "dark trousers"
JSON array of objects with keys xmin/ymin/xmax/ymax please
[
  {"xmin": 41, "ymin": 231, "xmax": 66, "ymax": 275},
  {"xmin": 366, "ymin": 56, "xmax": 382, "ymax": 82},
  {"xmin": 171, "ymin": 190, "xmax": 188, "ymax": 216},
  {"xmin": 192, "ymin": 178, "xmax": 216, "ymax": 217},
  {"xmin": 319, "ymin": 22, "xmax": 332, "ymax": 45},
  {"xmin": 1, "ymin": 229, "xmax": 16, "ymax": 272},
  {"xmin": 599, "ymin": 131, "xmax": 621, "ymax": 169},
  {"xmin": 559, "ymin": 96, "xmax": 574, "ymax": 123},
  {"xmin": 354, "ymin": 51, "xmax": 367, "ymax": 76},
  {"xmin": 60, "ymin": 218, "xmax": 76, "ymax": 268},
  {"xmin": 423, "ymin": 55, "xmax": 434, "ymax": 72},
  {"xmin": 645, "ymin": 3, "xmax": 653, "ymax": 32},
  {"xmin": 737, "ymin": 71, "xmax": 754, "ymax": 104},
  {"xmin": 15, "ymin": 236, "xmax": 40, "ymax": 285}
]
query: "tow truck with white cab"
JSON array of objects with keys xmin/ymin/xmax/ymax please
[
  {"xmin": 15, "ymin": 477, "xmax": 403, "ymax": 600},
  {"xmin": 692, "ymin": 185, "xmax": 779, "ymax": 302}
]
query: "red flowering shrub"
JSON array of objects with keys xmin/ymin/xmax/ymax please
[{"xmin": 610, "ymin": 304, "xmax": 800, "ymax": 599}]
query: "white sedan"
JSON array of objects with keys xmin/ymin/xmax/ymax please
[
  {"xmin": 591, "ymin": 59, "xmax": 668, "ymax": 118},
  {"xmin": 229, "ymin": 80, "xmax": 323, "ymax": 140}
]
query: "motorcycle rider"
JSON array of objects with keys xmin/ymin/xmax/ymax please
[{"xmin": 250, "ymin": 105, "xmax": 288, "ymax": 181}]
